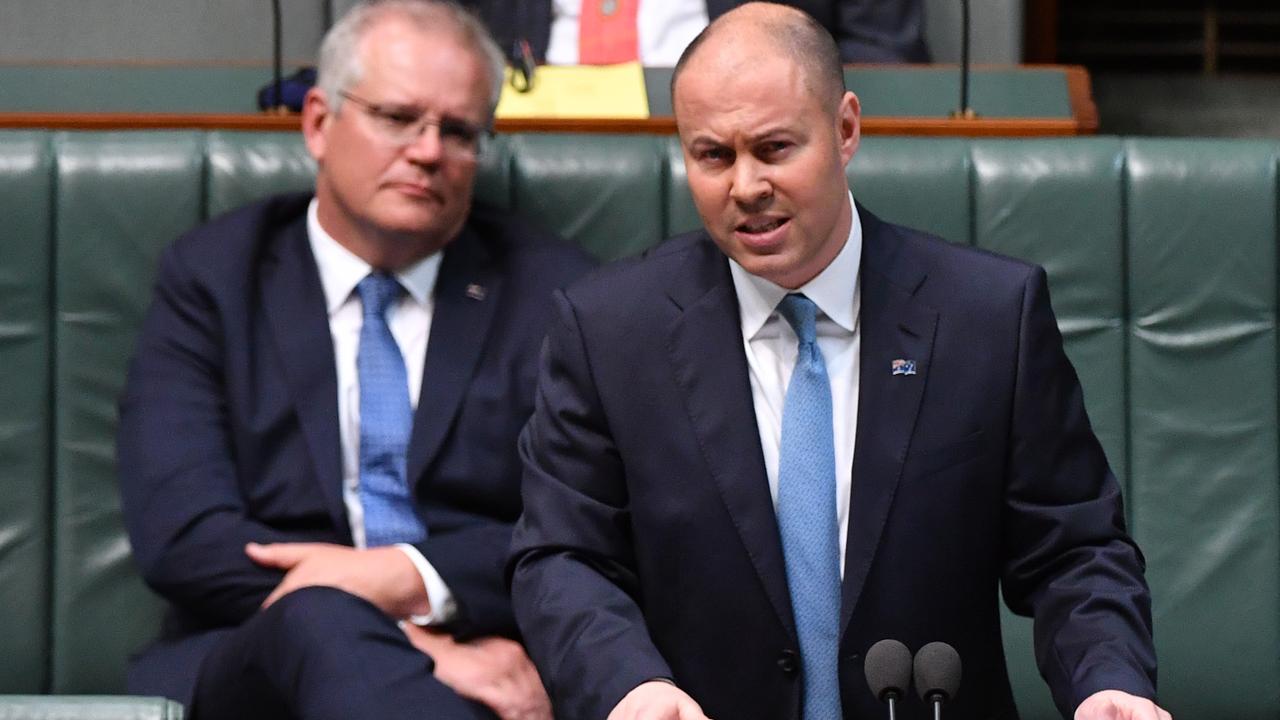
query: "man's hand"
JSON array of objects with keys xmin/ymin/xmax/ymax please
[
  {"xmin": 607, "ymin": 681, "xmax": 711, "ymax": 720},
  {"xmin": 1075, "ymin": 690, "xmax": 1172, "ymax": 720},
  {"xmin": 402, "ymin": 624, "xmax": 551, "ymax": 720},
  {"xmin": 246, "ymin": 542, "xmax": 428, "ymax": 618}
]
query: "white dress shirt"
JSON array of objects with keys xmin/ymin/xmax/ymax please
[
  {"xmin": 546, "ymin": 0, "xmax": 710, "ymax": 66},
  {"xmin": 728, "ymin": 195, "xmax": 862, "ymax": 572},
  {"xmin": 307, "ymin": 199, "xmax": 456, "ymax": 624}
]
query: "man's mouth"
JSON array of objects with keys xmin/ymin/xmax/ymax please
[
  {"xmin": 389, "ymin": 181, "xmax": 442, "ymax": 201},
  {"xmin": 737, "ymin": 217, "xmax": 788, "ymax": 234}
]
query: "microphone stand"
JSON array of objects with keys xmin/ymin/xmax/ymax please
[
  {"xmin": 268, "ymin": 0, "xmax": 287, "ymax": 114},
  {"xmin": 950, "ymin": 0, "xmax": 976, "ymax": 119}
]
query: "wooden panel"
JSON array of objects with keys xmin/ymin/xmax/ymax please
[{"xmin": 0, "ymin": 66, "xmax": 1098, "ymax": 136}]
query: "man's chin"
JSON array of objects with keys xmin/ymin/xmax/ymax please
[
  {"xmin": 734, "ymin": 255, "xmax": 789, "ymax": 282},
  {"xmin": 373, "ymin": 204, "xmax": 455, "ymax": 237}
]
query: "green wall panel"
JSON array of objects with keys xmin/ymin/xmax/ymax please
[
  {"xmin": 0, "ymin": 131, "xmax": 54, "ymax": 693},
  {"xmin": 848, "ymin": 137, "xmax": 973, "ymax": 246},
  {"xmin": 509, "ymin": 134, "xmax": 666, "ymax": 262},
  {"xmin": 972, "ymin": 138, "xmax": 1129, "ymax": 720},
  {"xmin": 52, "ymin": 132, "xmax": 204, "ymax": 692},
  {"xmin": 205, "ymin": 132, "xmax": 314, "ymax": 219},
  {"xmin": 1126, "ymin": 139, "xmax": 1280, "ymax": 719}
]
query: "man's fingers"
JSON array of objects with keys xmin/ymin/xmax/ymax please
[
  {"xmin": 606, "ymin": 681, "xmax": 708, "ymax": 720},
  {"xmin": 245, "ymin": 541, "xmax": 313, "ymax": 568},
  {"xmin": 1074, "ymin": 690, "xmax": 1172, "ymax": 720},
  {"xmin": 678, "ymin": 701, "xmax": 711, "ymax": 720}
]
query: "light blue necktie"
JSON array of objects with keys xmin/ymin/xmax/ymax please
[
  {"xmin": 356, "ymin": 272, "xmax": 426, "ymax": 547},
  {"xmin": 775, "ymin": 293, "xmax": 842, "ymax": 720}
]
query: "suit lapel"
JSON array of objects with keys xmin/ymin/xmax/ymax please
[
  {"xmin": 406, "ymin": 225, "xmax": 503, "ymax": 488},
  {"xmin": 261, "ymin": 215, "xmax": 348, "ymax": 533},
  {"xmin": 665, "ymin": 237, "xmax": 796, "ymax": 637},
  {"xmin": 840, "ymin": 209, "xmax": 938, "ymax": 635}
]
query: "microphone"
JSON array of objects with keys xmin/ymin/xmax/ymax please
[
  {"xmin": 914, "ymin": 641, "xmax": 961, "ymax": 720},
  {"xmin": 864, "ymin": 639, "xmax": 913, "ymax": 720}
]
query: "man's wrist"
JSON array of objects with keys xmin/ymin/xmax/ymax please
[{"xmin": 394, "ymin": 543, "xmax": 458, "ymax": 625}]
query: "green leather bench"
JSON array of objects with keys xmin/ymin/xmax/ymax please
[{"xmin": 1, "ymin": 130, "xmax": 1277, "ymax": 719}]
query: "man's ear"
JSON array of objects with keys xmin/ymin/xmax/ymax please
[
  {"xmin": 836, "ymin": 91, "xmax": 861, "ymax": 165},
  {"xmin": 301, "ymin": 88, "xmax": 331, "ymax": 164}
]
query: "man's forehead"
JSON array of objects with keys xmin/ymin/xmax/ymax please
[
  {"xmin": 676, "ymin": 42, "xmax": 806, "ymax": 115},
  {"xmin": 677, "ymin": 36, "xmax": 794, "ymax": 99},
  {"xmin": 351, "ymin": 19, "xmax": 487, "ymax": 111}
]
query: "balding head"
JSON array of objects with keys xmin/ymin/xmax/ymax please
[
  {"xmin": 672, "ymin": 2, "xmax": 846, "ymax": 116},
  {"xmin": 668, "ymin": 2, "xmax": 861, "ymax": 289}
]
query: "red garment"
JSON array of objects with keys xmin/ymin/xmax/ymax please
[{"xmin": 578, "ymin": 0, "xmax": 640, "ymax": 64}]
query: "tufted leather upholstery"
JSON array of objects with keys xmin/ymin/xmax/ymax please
[{"xmin": 0, "ymin": 130, "xmax": 1276, "ymax": 718}]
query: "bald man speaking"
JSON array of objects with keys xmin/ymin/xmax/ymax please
[{"xmin": 509, "ymin": 4, "xmax": 1168, "ymax": 720}]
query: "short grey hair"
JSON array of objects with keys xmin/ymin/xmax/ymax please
[{"xmin": 317, "ymin": 0, "xmax": 506, "ymax": 119}]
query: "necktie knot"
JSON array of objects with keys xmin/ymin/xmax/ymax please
[
  {"xmin": 357, "ymin": 272, "xmax": 404, "ymax": 319},
  {"xmin": 777, "ymin": 293, "xmax": 819, "ymax": 345}
]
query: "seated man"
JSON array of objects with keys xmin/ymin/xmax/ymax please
[
  {"xmin": 117, "ymin": 2, "xmax": 592, "ymax": 719},
  {"xmin": 463, "ymin": 0, "xmax": 929, "ymax": 66},
  {"xmin": 510, "ymin": 4, "xmax": 1169, "ymax": 720}
]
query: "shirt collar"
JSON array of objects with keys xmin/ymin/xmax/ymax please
[
  {"xmin": 729, "ymin": 192, "xmax": 862, "ymax": 339},
  {"xmin": 306, "ymin": 198, "xmax": 443, "ymax": 315}
]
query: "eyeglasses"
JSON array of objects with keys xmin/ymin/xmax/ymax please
[{"xmin": 339, "ymin": 91, "xmax": 491, "ymax": 159}]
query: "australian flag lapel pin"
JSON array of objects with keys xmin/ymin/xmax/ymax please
[{"xmin": 891, "ymin": 358, "xmax": 917, "ymax": 376}]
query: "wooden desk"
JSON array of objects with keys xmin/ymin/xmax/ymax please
[{"xmin": 0, "ymin": 64, "xmax": 1096, "ymax": 137}]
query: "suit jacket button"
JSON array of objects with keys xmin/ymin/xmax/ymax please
[{"xmin": 777, "ymin": 650, "xmax": 800, "ymax": 675}]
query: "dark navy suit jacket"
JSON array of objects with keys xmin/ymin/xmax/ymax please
[
  {"xmin": 463, "ymin": 0, "xmax": 929, "ymax": 64},
  {"xmin": 118, "ymin": 193, "xmax": 594, "ymax": 705},
  {"xmin": 510, "ymin": 208, "xmax": 1157, "ymax": 720}
]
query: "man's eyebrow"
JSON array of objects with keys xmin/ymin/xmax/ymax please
[
  {"xmin": 686, "ymin": 135, "xmax": 726, "ymax": 149},
  {"xmin": 743, "ymin": 126, "xmax": 797, "ymax": 144},
  {"xmin": 377, "ymin": 100, "xmax": 486, "ymax": 127}
]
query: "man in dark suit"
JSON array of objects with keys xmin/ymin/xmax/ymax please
[
  {"xmin": 510, "ymin": 4, "xmax": 1170, "ymax": 720},
  {"xmin": 117, "ymin": 2, "xmax": 591, "ymax": 719},
  {"xmin": 461, "ymin": 0, "xmax": 928, "ymax": 65}
]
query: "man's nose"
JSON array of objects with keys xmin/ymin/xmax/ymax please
[
  {"xmin": 729, "ymin": 159, "xmax": 771, "ymax": 207},
  {"xmin": 402, "ymin": 122, "xmax": 444, "ymax": 165}
]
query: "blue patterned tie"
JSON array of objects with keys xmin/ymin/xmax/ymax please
[
  {"xmin": 356, "ymin": 273, "xmax": 426, "ymax": 547},
  {"xmin": 775, "ymin": 293, "xmax": 842, "ymax": 720}
]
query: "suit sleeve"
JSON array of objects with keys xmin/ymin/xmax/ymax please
[
  {"xmin": 118, "ymin": 243, "xmax": 308, "ymax": 625},
  {"xmin": 509, "ymin": 290, "xmax": 673, "ymax": 720},
  {"xmin": 415, "ymin": 519, "xmax": 516, "ymax": 638},
  {"xmin": 833, "ymin": 0, "xmax": 930, "ymax": 63},
  {"xmin": 999, "ymin": 267, "xmax": 1158, "ymax": 715}
]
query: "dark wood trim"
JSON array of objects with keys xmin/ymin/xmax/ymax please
[
  {"xmin": 495, "ymin": 117, "xmax": 674, "ymax": 133},
  {"xmin": 1062, "ymin": 65, "xmax": 1100, "ymax": 133},
  {"xmin": 863, "ymin": 117, "xmax": 1085, "ymax": 136},
  {"xmin": 0, "ymin": 67, "xmax": 1099, "ymax": 137},
  {"xmin": 0, "ymin": 112, "xmax": 1095, "ymax": 136},
  {"xmin": 0, "ymin": 112, "xmax": 300, "ymax": 131},
  {"xmin": 0, "ymin": 111, "xmax": 1097, "ymax": 136}
]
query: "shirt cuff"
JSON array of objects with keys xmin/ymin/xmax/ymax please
[{"xmin": 395, "ymin": 543, "xmax": 458, "ymax": 626}]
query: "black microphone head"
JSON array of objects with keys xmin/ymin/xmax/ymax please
[
  {"xmin": 913, "ymin": 641, "xmax": 961, "ymax": 703},
  {"xmin": 864, "ymin": 639, "xmax": 913, "ymax": 702}
]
